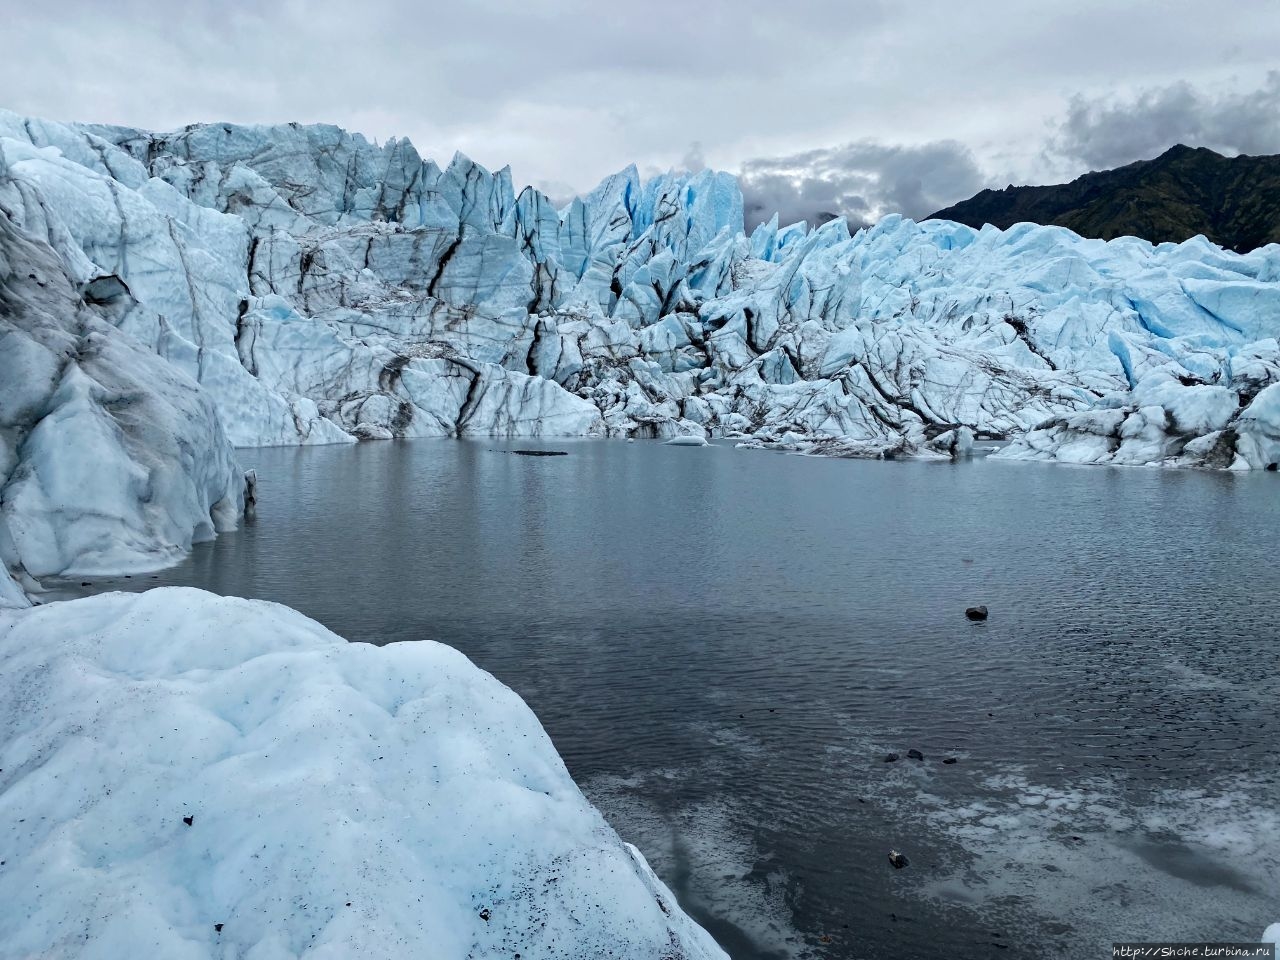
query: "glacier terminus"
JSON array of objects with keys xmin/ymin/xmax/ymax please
[{"xmin": 2, "ymin": 110, "xmax": 1280, "ymax": 585}]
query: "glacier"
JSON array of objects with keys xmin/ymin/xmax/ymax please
[
  {"xmin": 1, "ymin": 107, "xmax": 1278, "ymax": 587},
  {"xmin": 0, "ymin": 587, "xmax": 727, "ymax": 960}
]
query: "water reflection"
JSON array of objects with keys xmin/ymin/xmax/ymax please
[{"xmin": 64, "ymin": 440, "xmax": 1280, "ymax": 959}]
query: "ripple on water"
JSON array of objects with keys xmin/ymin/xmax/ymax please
[{"xmin": 59, "ymin": 440, "xmax": 1280, "ymax": 959}]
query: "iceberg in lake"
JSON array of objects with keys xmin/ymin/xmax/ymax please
[{"xmin": 0, "ymin": 205, "xmax": 243, "ymax": 583}]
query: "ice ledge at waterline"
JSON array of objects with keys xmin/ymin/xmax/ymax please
[
  {"xmin": 2, "ymin": 107, "xmax": 1278, "ymax": 471},
  {"xmin": 0, "ymin": 587, "xmax": 728, "ymax": 960}
]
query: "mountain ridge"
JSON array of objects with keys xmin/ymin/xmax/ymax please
[{"xmin": 929, "ymin": 145, "xmax": 1280, "ymax": 253}]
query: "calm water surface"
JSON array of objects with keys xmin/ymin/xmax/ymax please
[{"xmin": 66, "ymin": 440, "xmax": 1280, "ymax": 959}]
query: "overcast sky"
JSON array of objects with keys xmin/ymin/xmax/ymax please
[{"xmin": 5, "ymin": 0, "xmax": 1280, "ymax": 227}]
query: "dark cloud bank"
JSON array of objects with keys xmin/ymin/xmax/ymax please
[
  {"xmin": 738, "ymin": 140, "xmax": 985, "ymax": 230},
  {"xmin": 1051, "ymin": 70, "xmax": 1280, "ymax": 170}
]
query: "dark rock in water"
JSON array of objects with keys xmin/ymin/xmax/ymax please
[
  {"xmin": 82, "ymin": 274, "xmax": 131, "ymax": 305},
  {"xmin": 182, "ymin": 815, "xmax": 194, "ymax": 826},
  {"xmin": 943, "ymin": 757, "xmax": 958, "ymax": 765},
  {"xmin": 80, "ymin": 581, "xmax": 90, "ymax": 587},
  {"xmin": 888, "ymin": 850, "xmax": 909, "ymax": 869},
  {"xmin": 243, "ymin": 469, "xmax": 258, "ymax": 513},
  {"xmin": 511, "ymin": 450, "xmax": 568, "ymax": 457},
  {"xmin": 1266, "ymin": 462, "xmax": 1278, "ymax": 471},
  {"xmin": 966, "ymin": 605, "xmax": 989, "ymax": 621},
  {"xmin": 907, "ymin": 749, "xmax": 925, "ymax": 761},
  {"xmin": 884, "ymin": 753, "xmax": 899, "ymax": 762}
]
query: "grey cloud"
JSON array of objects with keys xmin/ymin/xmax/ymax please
[
  {"xmin": 737, "ymin": 141, "xmax": 987, "ymax": 230},
  {"xmin": 3, "ymin": 1, "xmax": 1280, "ymax": 202},
  {"xmin": 680, "ymin": 142, "xmax": 707, "ymax": 175},
  {"xmin": 1050, "ymin": 72, "xmax": 1280, "ymax": 170},
  {"xmin": 0, "ymin": 0, "xmax": 883, "ymax": 189},
  {"xmin": 531, "ymin": 180, "xmax": 579, "ymax": 208}
]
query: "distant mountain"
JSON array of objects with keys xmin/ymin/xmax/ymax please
[{"xmin": 929, "ymin": 145, "xmax": 1280, "ymax": 253}]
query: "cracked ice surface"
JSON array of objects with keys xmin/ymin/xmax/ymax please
[
  {"xmin": 0, "ymin": 587, "xmax": 727, "ymax": 959},
  {"xmin": 0, "ymin": 205, "xmax": 242, "ymax": 586},
  {"xmin": 2, "ymin": 109, "xmax": 1277, "ymax": 473}
]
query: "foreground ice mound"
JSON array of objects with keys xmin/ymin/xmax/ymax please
[{"xmin": 0, "ymin": 588, "xmax": 727, "ymax": 959}]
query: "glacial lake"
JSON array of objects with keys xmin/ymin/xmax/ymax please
[{"xmin": 61, "ymin": 440, "xmax": 1280, "ymax": 959}]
